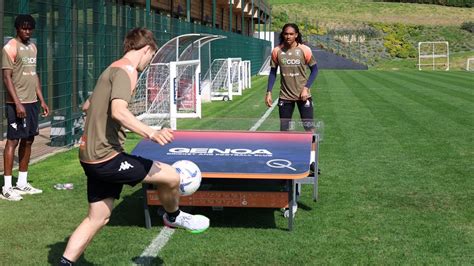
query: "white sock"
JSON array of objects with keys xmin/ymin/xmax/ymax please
[
  {"xmin": 4, "ymin": 175, "xmax": 12, "ymax": 189},
  {"xmin": 17, "ymin": 172, "xmax": 28, "ymax": 187}
]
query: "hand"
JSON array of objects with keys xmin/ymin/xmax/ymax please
[
  {"xmin": 40, "ymin": 102, "xmax": 50, "ymax": 117},
  {"xmin": 15, "ymin": 103, "xmax": 26, "ymax": 118},
  {"xmin": 150, "ymin": 128, "xmax": 174, "ymax": 145},
  {"xmin": 265, "ymin": 92, "xmax": 273, "ymax": 107},
  {"xmin": 300, "ymin": 87, "xmax": 311, "ymax": 101}
]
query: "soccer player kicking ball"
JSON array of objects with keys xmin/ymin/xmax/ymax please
[{"xmin": 60, "ymin": 28, "xmax": 209, "ymax": 266}]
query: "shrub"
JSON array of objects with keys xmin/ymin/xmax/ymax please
[{"xmin": 461, "ymin": 21, "xmax": 474, "ymax": 33}]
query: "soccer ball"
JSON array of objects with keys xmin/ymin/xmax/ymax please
[{"xmin": 172, "ymin": 160, "xmax": 202, "ymax": 196}]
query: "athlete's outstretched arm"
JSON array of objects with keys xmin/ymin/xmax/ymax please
[{"xmin": 110, "ymin": 99, "xmax": 173, "ymax": 145}]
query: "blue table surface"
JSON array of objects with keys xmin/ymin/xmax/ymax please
[{"xmin": 132, "ymin": 130, "xmax": 313, "ymax": 179}]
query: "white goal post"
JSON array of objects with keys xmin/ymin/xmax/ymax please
[
  {"xmin": 466, "ymin": 58, "xmax": 474, "ymax": 71},
  {"xmin": 129, "ymin": 59, "xmax": 201, "ymax": 130},
  {"xmin": 242, "ymin": 60, "xmax": 252, "ymax": 89},
  {"xmin": 418, "ymin": 41, "xmax": 449, "ymax": 71}
]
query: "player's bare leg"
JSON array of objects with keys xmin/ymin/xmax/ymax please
[
  {"xmin": 3, "ymin": 139, "xmax": 19, "ymax": 176},
  {"xmin": 62, "ymin": 198, "xmax": 114, "ymax": 263},
  {"xmin": 143, "ymin": 161, "xmax": 209, "ymax": 233},
  {"xmin": 18, "ymin": 137, "xmax": 34, "ymax": 172},
  {"xmin": 14, "ymin": 136, "xmax": 42, "ymax": 194},
  {"xmin": 142, "ymin": 161, "xmax": 180, "ymax": 212},
  {"xmin": 2, "ymin": 139, "xmax": 22, "ymax": 201}
]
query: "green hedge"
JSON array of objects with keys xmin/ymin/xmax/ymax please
[
  {"xmin": 372, "ymin": 23, "xmax": 418, "ymax": 58},
  {"xmin": 373, "ymin": 0, "xmax": 473, "ymax": 7}
]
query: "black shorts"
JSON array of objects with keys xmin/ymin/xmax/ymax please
[
  {"xmin": 81, "ymin": 153, "xmax": 153, "ymax": 203},
  {"xmin": 278, "ymin": 98, "xmax": 314, "ymax": 131},
  {"xmin": 5, "ymin": 103, "xmax": 39, "ymax": 140}
]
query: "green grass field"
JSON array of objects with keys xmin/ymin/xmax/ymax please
[{"xmin": 0, "ymin": 71, "xmax": 473, "ymax": 264}]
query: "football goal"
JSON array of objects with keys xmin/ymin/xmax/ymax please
[
  {"xmin": 129, "ymin": 33, "xmax": 224, "ymax": 129},
  {"xmin": 466, "ymin": 57, "xmax": 474, "ymax": 71},
  {"xmin": 129, "ymin": 60, "xmax": 201, "ymax": 130},
  {"xmin": 203, "ymin": 58, "xmax": 243, "ymax": 101},
  {"xmin": 418, "ymin": 41, "xmax": 449, "ymax": 71}
]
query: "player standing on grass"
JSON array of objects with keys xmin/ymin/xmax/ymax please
[
  {"xmin": 59, "ymin": 28, "xmax": 209, "ymax": 266},
  {"xmin": 265, "ymin": 23, "xmax": 318, "ymax": 132},
  {"xmin": 1, "ymin": 14, "xmax": 50, "ymax": 201}
]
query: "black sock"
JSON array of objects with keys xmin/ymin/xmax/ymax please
[
  {"xmin": 59, "ymin": 256, "xmax": 74, "ymax": 266},
  {"xmin": 166, "ymin": 209, "xmax": 181, "ymax": 222}
]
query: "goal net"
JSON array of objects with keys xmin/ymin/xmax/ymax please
[
  {"xmin": 203, "ymin": 58, "xmax": 243, "ymax": 101},
  {"xmin": 204, "ymin": 58, "xmax": 232, "ymax": 101},
  {"xmin": 129, "ymin": 59, "xmax": 201, "ymax": 129},
  {"xmin": 229, "ymin": 58, "xmax": 243, "ymax": 96},
  {"xmin": 418, "ymin": 41, "xmax": 449, "ymax": 71}
]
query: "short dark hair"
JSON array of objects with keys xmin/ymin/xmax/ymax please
[
  {"xmin": 279, "ymin": 23, "xmax": 303, "ymax": 45},
  {"xmin": 123, "ymin": 28, "xmax": 158, "ymax": 54},
  {"xmin": 15, "ymin": 14, "xmax": 36, "ymax": 29}
]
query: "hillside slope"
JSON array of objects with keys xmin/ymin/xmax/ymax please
[
  {"xmin": 269, "ymin": 0, "xmax": 473, "ymax": 27},
  {"xmin": 268, "ymin": 0, "xmax": 474, "ymax": 70}
]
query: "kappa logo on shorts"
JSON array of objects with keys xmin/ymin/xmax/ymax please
[
  {"xmin": 118, "ymin": 161, "xmax": 134, "ymax": 171},
  {"xmin": 10, "ymin": 123, "xmax": 18, "ymax": 130}
]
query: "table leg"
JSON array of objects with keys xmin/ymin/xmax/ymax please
[
  {"xmin": 313, "ymin": 134, "xmax": 320, "ymax": 201},
  {"xmin": 288, "ymin": 179, "xmax": 294, "ymax": 231},
  {"xmin": 142, "ymin": 184, "xmax": 152, "ymax": 229}
]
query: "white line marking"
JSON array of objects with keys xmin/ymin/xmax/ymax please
[
  {"xmin": 132, "ymin": 227, "xmax": 175, "ymax": 265},
  {"xmin": 249, "ymin": 98, "xmax": 278, "ymax": 131}
]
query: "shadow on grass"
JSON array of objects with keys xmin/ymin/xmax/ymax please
[
  {"xmin": 107, "ymin": 188, "xmax": 299, "ymax": 230},
  {"xmin": 47, "ymin": 237, "xmax": 94, "ymax": 265},
  {"xmin": 131, "ymin": 255, "xmax": 164, "ymax": 265}
]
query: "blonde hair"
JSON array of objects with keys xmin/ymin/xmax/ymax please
[{"xmin": 123, "ymin": 28, "xmax": 158, "ymax": 54}]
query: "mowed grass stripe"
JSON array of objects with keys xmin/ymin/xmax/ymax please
[
  {"xmin": 334, "ymin": 70, "xmax": 431, "ymax": 161},
  {"xmin": 352, "ymin": 71, "xmax": 472, "ymax": 161},
  {"xmin": 391, "ymin": 71, "xmax": 474, "ymax": 102},
  {"xmin": 336, "ymin": 71, "xmax": 471, "ymax": 194},
  {"xmin": 426, "ymin": 70, "xmax": 474, "ymax": 85},
  {"xmin": 361, "ymin": 71, "xmax": 473, "ymax": 127},
  {"xmin": 346, "ymin": 71, "xmax": 473, "ymax": 192},
  {"xmin": 428, "ymin": 71, "xmax": 474, "ymax": 86},
  {"xmin": 361, "ymin": 71, "xmax": 473, "ymax": 164},
  {"xmin": 328, "ymin": 71, "xmax": 473, "ymax": 263}
]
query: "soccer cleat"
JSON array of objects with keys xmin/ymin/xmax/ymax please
[
  {"xmin": 1, "ymin": 186, "xmax": 23, "ymax": 201},
  {"xmin": 14, "ymin": 183, "xmax": 43, "ymax": 195},
  {"xmin": 163, "ymin": 211, "xmax": 209, "ymax": 234}
]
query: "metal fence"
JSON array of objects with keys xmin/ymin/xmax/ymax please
[{"xmin": 0, "ymin": 0, "xmax": 271, "ymax": 146}]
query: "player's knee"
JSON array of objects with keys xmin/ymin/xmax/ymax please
[
  {"xmin": 89, "ymin": 215, "xmax": 110, "ymax": 228},
  {"xmin": 102, "ymin": 217, "xmax": 111, "ymax": 226},
  {"xmin": 148, "ymin": 162, "xmax": 180, "ymax": 188},
  {"xmin": 6, "ymin": 139, "xmax": 19, "ymax": 148},
  {"xmin": 20, "ymin": 138, "xmax": 34, "ymax": 146},
  {"xmin": 166, "ymin": 164, "xmax": 180, "ymax": 189}
]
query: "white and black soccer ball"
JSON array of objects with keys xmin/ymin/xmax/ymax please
[{"xmin": 172, "ymin": 160, "xmax": 202, "ymax": 196}]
